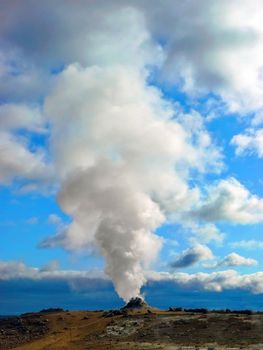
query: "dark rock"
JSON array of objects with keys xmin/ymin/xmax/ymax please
[
  {"xmin": 122, "ymin": 297, "xmax": 148, "ymax": 310},
  {"xmin": 232, "ymin": 309, "xmax": 254, "ymax": 315},
  {"xmin": 168, "ymin": 307, "xmax": 184, "ymax": 312},
  {"xmin": 103, "ymin": 310, "xmax": 125, "ymax": 317},
  {"xmin": 39, "ymin": 308, "xmax": 64, "ymax": 314},
  {"xmin": 184, "ymin": 308, "xmax": 208, "ymax": 314},
  {"xmin": 0, "ymin": 315, "xmax": 49, "ymax": 349}
]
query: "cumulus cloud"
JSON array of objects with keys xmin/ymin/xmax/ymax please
[
  {"xmin": 2, "ymin": 0, "xmax": 263, "ymax": 115},
  {"xmin": 140, "ymin": 0, "xmax": 263, "ymax": 117},
  {"xmin": 231, "ymin": 128, "xmax": 263, "ymax": 158},
  {"xmin": 213, "ymin": 253, "xmax": 258, "ymax": 268},
  {"xmin": 170, "ymin": 244, "xmax": 213, "ymax": 269},
  {"xmin": 192, "ymin": 178, "xmax": 263, "ymax": 224}
]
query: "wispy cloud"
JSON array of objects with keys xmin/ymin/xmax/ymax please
[
  {"xmin": 26, "ymin": 217, "xmax": 39, "ymax": 225},
  {"xmin": 230, "ymin": 240, "xmax": 263, "ymax": 250},
  {"xmin": 209, "ymin": 253, "xmax": 257, "ymax": 268}
]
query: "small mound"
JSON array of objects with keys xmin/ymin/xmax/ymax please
[{"xmin": 122, "ymin": 297, "xmax": 149, "ymax": 310}]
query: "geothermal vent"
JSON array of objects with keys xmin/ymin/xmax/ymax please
[{"xmin": 122, "ymin": 297, "xmax": 149, "ymax": 310}]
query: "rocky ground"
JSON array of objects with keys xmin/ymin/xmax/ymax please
[
  {"xmin": 0, "ymin": 313, "xmax": 49, "ymax": 349},
  {"xmin": 1, "ymin": 305, "xmax": 263, "ymax": 349}
]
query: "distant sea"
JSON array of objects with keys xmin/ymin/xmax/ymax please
[{"xmin": 1, "ymin": 279, "xmax": 263, "ymax": 315}]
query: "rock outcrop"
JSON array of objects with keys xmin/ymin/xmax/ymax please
[{"xmin": 122, "ymin": 297, "xmax": 149, "ymax": 310}]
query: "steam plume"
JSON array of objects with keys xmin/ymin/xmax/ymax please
[
  {"xmin": 42, "ymin": 64, "xmax": 217, "ymax": 301},
  {"xmin": 41, "ymin": 7, "xmax": 220, "ymax": 301}
]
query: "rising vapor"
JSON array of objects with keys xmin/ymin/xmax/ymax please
[{"xmin": 42, "ymin": 63, "xmax": 218, "ymax": 301}]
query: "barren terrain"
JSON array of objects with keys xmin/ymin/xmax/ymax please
[{"xmin": 1, "ymin": 308, "xmax": 263, "ymax": 349}]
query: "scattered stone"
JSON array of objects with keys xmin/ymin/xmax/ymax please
[
  {"xmin": 103, "ymin": 309, "xmax": 128, "ymax": 318},
  {"xmin": 0, "ymin": 315, "xmax": 49, "ymax": 349}
]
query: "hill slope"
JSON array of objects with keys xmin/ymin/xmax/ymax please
[{"xmin": 1, "ymin": 308, "xmax": 263, "ymax": 349}]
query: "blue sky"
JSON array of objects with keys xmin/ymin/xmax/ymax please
[{"xmin": 1, "ymin": 0, "xmax": 263, "ymax": 311}]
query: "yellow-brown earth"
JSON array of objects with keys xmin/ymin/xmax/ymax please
[{"xmin": 1, "ymin": 309, "xmax": 263, "ymax": 349}]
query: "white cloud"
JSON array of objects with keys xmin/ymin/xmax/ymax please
[
  {"xmin": 230, "ymin": 240, "xmax": 263, "ymax": 250},
  {"xmin": 0, "ymin": 104, "xmax": 49, "ymax": 187},
  {"xmin": 3, "ymin": 0, "xmax": 263, "ymax": 117},
  {"xmin": 170, "ymin": 244, "xmax": 214, "ymax": 268},
  {"xmin": 40, "ymin": 260, "xmax": 60, "ymax": 272},
  {"xmin": 0, "ymin": 131, "xmax": 49, "ymax": 185},
  {"xmin": 213, "ymin": 253, "xmax": 257, "ymax": 268},
  {"xmin": 252, "ymin": 111, "xmax": 263, "ymax": 126},
  {"xmin": 0, "ymin": 260, "xmax": 106, "ymax": 281},
  {"xmin": 147, "ymin": 269, "xmax": 263, "ymax": 294},
  {"xmin": 0, "ymin": 48, "xmax": 50, "ymax": 103},
  {"xmin": 186, "ymin": 223, "xmax": 224, "ymax": 244},
  {"xmin": 231, "ymin": 128, "xmax": 263, "ymax": 158},
  {"xmin": 192, "ymin": 178, "xmax": 263, "ymax": 224},
  {"xmin": 0, "ymin": 103, "xmax": 45, "ymax": 133},
  {"xmin": 47, "ymin": 214, "xmax": 62, "ymax": 225},
  {"xmin": 0, "ymin": 2, "xmax": 162, "ymax": 70},
  {"xmin": 139, "ymin": 0, "xmax": 263, "ymax": 117},
  {"xmin": 2, "ymin": 260, "xmax": 263, "ymax": 295}
]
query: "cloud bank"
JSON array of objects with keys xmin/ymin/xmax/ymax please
[{"xmin": 2, "ymin": 261, "xmax": 263, "ymax": 295}]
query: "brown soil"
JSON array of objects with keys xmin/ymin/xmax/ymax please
[{"xmin": 1, "ymin": 309, "xmax": 263, "ymax": 349}]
